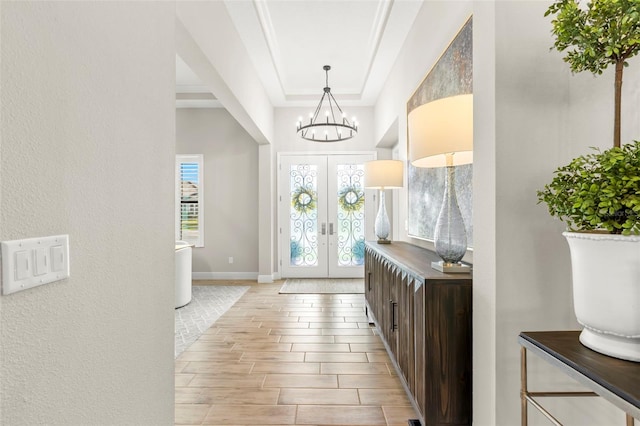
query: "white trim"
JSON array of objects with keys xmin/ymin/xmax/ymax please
[
  {"xmin": 176, "ymin": 99, "xmax": 224, "ymax": 109},
  {"xmin": 192, "ymin": 272, "xmax": 258, "ymax": 280},
  {"xmin": 257, "ymin": 274, "xmax": 274, "ymax": 283},
  {"xmin": 278, "ymin": 151, "xmax": 376, "ymax": 159},
  {"xmin": 273, "ymin": 272, "xmax": 281, "ymax": 281}
]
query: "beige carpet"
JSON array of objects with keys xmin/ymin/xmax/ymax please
[{"xmin": 279, "ymin": 278, "xmax": 365, "ymax": 294}]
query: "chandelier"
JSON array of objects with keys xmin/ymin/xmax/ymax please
[{"xmin": 296, "ymin": 65, "xmax": 358, "ymax": 142}]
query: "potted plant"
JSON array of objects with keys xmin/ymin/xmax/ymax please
[{"xmin": 538, "ymin": 0, "xmax": 640, "ymax": 362}]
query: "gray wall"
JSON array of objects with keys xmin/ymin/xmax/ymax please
[
  {"xmin": 176, "ymin": 108, "xmax": 259, "ymax": 278},
  {"xmin": 0, "ymin": 2, "xmax": 176, "ymax": 424}
]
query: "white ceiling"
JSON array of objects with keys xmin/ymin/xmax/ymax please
[{"xmin": 176, "ymin": 0, "xmax": 422, "ymax": 108}]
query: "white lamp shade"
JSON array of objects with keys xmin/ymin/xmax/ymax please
[
  {"xmin": 408, "ymin": 94, "xmax": 473, "ymax": 168},
  {"xmin": 364, "ymin": 160, "xmax": 404, "ymax": 189}
]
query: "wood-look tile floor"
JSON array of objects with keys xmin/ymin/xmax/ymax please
[{"xmin": 175, "ymin": 281, "xmax": 418, "ymax": 426}]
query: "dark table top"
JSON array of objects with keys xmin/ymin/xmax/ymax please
[
  {"xmin": 365, "ymin": 241, "xmax": 472, "ymax": 282},
  {"xmin": 519, "ymin": 331, "xmax": 640, "ymax": 416}
]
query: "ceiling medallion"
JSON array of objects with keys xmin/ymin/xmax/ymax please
[{"xmin": 296, "ymin": 65, "xmax": 358, "ymax": 142}]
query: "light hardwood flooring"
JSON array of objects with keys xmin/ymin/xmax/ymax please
[{"xmin": 175, "ymin": 281, "xmax": 418, "ymax": 425}]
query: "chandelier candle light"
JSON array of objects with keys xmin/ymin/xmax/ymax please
[
  {"xmin": 296, "ymin": 65, "xmax": 358, "ymax": 142},
  {"xmin": 364, "ymin": 160, "xmax": 404, "ymax": 244},
  {"xmin": 409, "ymin": 94, "xmax": 473, "ymax": 272}
]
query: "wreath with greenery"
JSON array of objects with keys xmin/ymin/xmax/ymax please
[
  {"xmin": 291, "ymin": 186, "xmax": 317, "ymax": 214},
  {"xmin": 338, "ymin": 185, "xmax": 365, "ymax": 212}
]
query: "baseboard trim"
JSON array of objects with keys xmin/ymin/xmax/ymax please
[
  {"xmin": 193, "ymin": 272, "xmax": 258, "ymax": 281},
  {"xmin": 257, "ymin": 274, "xmax": 274, "ymax": 283}
]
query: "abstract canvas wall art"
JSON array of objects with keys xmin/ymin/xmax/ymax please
[{"xmin": 407, "ymin": 16, "xmax": 473, "ymax": 246}]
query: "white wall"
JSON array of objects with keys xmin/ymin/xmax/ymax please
[
  {"xmin": 492, "ymin": 2, "xmax": 640, "ymax": 425},
  {"xmin": 377, "ymin": 1, "xmax": 640, "ymax": 425},
  {"xmin": 374, "ymin": 1, "xmax": 474, "ymax": 262},
  {"xmin": 176, "ymin": 2, "xmax": 274, "ymax": 145},
  {"xmin": 472, "ymin": 3, "xmax": 497, "ymax": 423},
  {"xmin": 0, "ymin": 2, "xmax": 175, "ymax": 424},
  {"xmin": 176, "ymin": 108, "xmax": 259, "ymax": 278}
]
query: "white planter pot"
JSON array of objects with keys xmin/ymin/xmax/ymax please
[{"xmin": 564, "ymin": 232, "xmax": 640, "ymax": 362}]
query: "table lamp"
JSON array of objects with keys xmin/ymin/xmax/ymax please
[
  {"xmin": 364, "ymin": 160, "xmax": 404, "ymax": 244},
  {"xmin": 408, "ymin": 93, "xmax": 472, "ymax": 272}
]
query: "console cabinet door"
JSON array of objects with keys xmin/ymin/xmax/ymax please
[
  {"xmin": 381, "ymin": 260, "xmax": 396, "ymax": 354},
  {"xmin": 396, "ymin": 272, "xmax": 415, "ymax": 393},
  {"xmin": 422, "ymin": 282, "xmax": 473, "ymax": 425},
  {"xmin": 364, "ymin": 249, "xmax": 374, "ymax": 318},
  {"xmin": 413, "ymin": 280, "xmax": 427, "ymax": 419}
]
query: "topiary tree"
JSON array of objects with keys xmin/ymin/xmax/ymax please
[
  {"xmin": 545, "ymin": 0, "xmax": 640, "ymax": 148},
  {"xmin": 537, "ymin": 142, "xmax": 640, "ymax": 234}
]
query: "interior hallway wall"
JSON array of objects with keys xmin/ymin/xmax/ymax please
[
  {"xmin": 492, "ymin": 2, "xmax": 640, "ymax": 424},
  {"xmin": 374, "ymin": 0, "xmax": 474, "ymax": 264},
  {"xmin": 176, "ymin": 108, "xmax": 259, "ymax": 278},
  {"xmin": 376, "ymin": 1, "xmax": 640, "ymax": 424},
  {"xmin": 0, "ymin": 2, "xmax": 176, "ymax": 424},
  {"xmin": 176, "ymin": 1, "xmax": 273, "ymax": 145}
]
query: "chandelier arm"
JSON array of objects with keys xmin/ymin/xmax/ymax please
[
  {"xmin": 326, "ymin": 91, "xmax": 342, "ymax": 137},
  {"xmin": 327, "ymin": 91, "xmax": 350, "ymax": 125},
  {"xmin": 311, "ymin": 91, "xmax": 327, "ymax": 123}
]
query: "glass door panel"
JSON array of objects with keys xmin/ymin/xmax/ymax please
[
  {"xmin": 328, "ymin": 157, "xmax": 371, "ymax": 277},
  {"xmin": 280, "ymin": 153, "xmax": 374, "ymax": 279},
  {"xmin": 281, "ymin": 156, "xmax": 328, "ymax": 278},
  {"xmin": 289, "ymin": 163, "xmax": 319, "ymax": 267}
]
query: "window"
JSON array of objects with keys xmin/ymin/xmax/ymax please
[{"xmin": 176, "ymin": 154, "xmax": 204, "ymax": 247}]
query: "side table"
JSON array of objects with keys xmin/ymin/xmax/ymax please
[{"xmin": 519, "ymin": 331, "xmax": 639, "ymax": 426}]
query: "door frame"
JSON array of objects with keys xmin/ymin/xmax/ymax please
[{"xmin": 277, "ymin": 151, "xmax": 377, "ymax": 279}]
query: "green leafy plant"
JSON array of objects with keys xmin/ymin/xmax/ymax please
[
  {"xmin": 545, "ymin": 0, "xmax": 640, "ymax": 148},
  {"xmin": 537, "ymin": 141, "xmax": 640, "ymax": 234}
]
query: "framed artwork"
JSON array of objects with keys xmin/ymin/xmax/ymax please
[{"xmin": 407, "ymin": 16, "xmax": 473, "ymax": 246}]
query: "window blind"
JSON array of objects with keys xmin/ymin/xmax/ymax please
[{"xmin": 176, "ymin": 155, "xmax": 204, "ymax": 247}]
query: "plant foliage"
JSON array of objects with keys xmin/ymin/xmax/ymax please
[
  {"xmin": 537, "ymin": 141, "xmax": 640, "ymax": 234},
  {"xmin": 545, "ymin": 0, "xmax": 640, "ymax": 147},
  {"xmin": 546, "ymin": 0, "xmax": 640, "ymax": 75}
]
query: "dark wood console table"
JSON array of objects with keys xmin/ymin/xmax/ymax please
[
  {"xmin": 519, "ymin": 331, "xmax": 639, "ymax": 426},
  {"xmin": 365, "ymin": 241, "xmax": 472, "ymax": 426}
]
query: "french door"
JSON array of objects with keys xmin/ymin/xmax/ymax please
[{"xmin": 279, "ymin": 154, "xmax": 375, "ymax": 278}]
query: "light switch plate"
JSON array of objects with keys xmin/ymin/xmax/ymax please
[{"xmin": 1, "ymin": 235, "xmax": 70, "ymax": 295}]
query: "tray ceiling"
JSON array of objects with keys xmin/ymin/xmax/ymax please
[{"xmin": 177, "ymin": 0, "xmax": 422, "ymax": 107}]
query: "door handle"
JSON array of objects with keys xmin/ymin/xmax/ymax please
[
  {"xmin": 321, "ymin": 223, "xmax": 326, "ymax": 235},
  {"xmin": 329, "ymin": 223, "xmax": 334, "ymax": 235}
]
